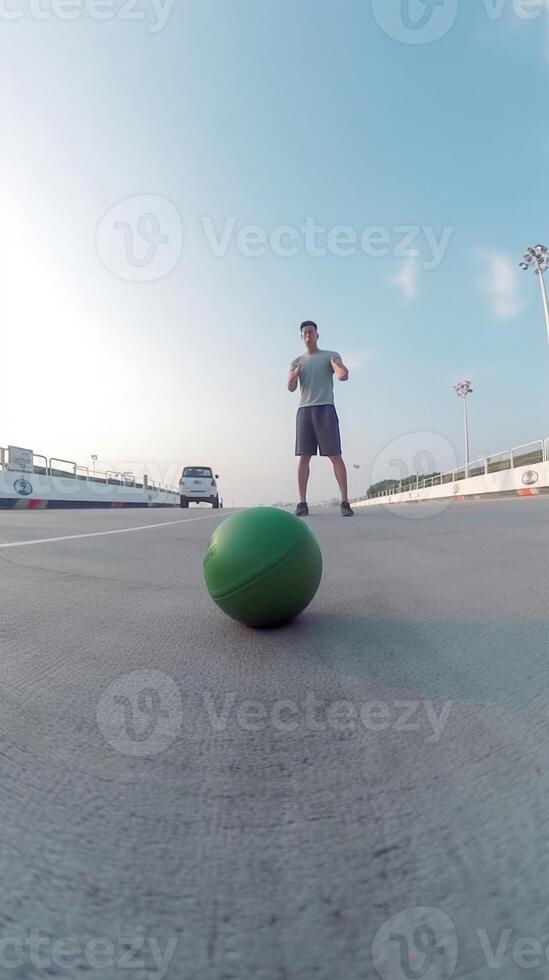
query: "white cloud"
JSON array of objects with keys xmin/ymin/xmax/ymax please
[
  {"xmin": 390, "ymin": 256, "xmax": 419, "ymax": 300},
  {"xmin": 479, "ymin": 251, "xmax": 524, "ymax": 319}
]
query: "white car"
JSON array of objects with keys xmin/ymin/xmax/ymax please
[{"xmin": 179, "ymin": 466, "xmax": 222, "ymax": 508}]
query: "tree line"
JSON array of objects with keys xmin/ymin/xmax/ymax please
[{"xmin": 366, "ymin": 473, "xmax": 441, "ymax": 498}]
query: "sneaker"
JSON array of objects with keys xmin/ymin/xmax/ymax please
[
  {"xmin": 340, "ymin": 501, "xmax": 354, "ymax": 517},
  {"xmin": 295, "ymin": 502, "xmax": 309, "ymax": 517}
]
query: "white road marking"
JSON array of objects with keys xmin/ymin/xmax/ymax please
[{"xmin": 0, "ymin": 514, "xmax": 223, "ymax": 549}]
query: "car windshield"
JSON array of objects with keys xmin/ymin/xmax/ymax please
[{"xmin": 183, "ymin": 467, "xmax": 213, "ymax": 478}]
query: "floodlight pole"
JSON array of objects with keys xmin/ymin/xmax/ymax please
[
  {"xmin": 353, "ymin": 464, "xmax": 360, "ymax": 500},
  {"xmin": 453, "ymin": 381, "xmax": 473, "ymax": 477},
  {"xmin": 519, "ymin": 245, "xmax": 549, "ymax": 345}
]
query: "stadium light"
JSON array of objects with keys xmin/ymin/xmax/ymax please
[
  {"xmin": 353, "ymin": 463, "xmax": 360, "ymax": 500},
  {"xmin": 519, "ymin": 244, "xmax": 549, "ymax": 345},
  {"xmin": 453, "ymin": 380, "xmax": 473, "ymax": 477}
]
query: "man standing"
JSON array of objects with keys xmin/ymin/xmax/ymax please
[{"xmin": 288, "ymin": 320, "xmax": 354, "ymax": 517}]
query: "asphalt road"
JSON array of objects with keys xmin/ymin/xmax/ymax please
[{"xmin": 1, "ymin": 499, "xmax": 549, "ymax": 980}]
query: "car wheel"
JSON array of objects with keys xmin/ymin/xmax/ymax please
[
  {"xmin": 213, "ymin": 496, "xmax": 219, "ymax": 509},
  {"xmin": 180, "ymin": 497, "xmax": 189, "ymax": 508}
]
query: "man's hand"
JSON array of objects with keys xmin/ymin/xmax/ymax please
[
  {"xmin": 288, "ymin": 361, "xmax": 301, "ymax": 392},
  {"xmin": 331, "ymin": 356, "xmax": 349, "ymax": 381}
]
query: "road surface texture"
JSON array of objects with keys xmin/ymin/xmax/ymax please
[{"xmin": 1, "ymin": 499, "xmax": 549, "ymax": 980}]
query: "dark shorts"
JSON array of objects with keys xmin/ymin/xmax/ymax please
[{"xmin": 295, "ymin": 405, "xmax": 342, "ymax": 457}]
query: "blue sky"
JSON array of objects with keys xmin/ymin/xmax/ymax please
[{"xmin": 2, "ymin": 0, "xmax": 549, "ymax": 504}]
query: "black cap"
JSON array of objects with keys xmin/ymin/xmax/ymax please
[{"xmin": 300, "ymin": 320, "xmax": 318, "ymax": 332}]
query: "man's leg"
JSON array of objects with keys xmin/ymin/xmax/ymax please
[
  {"xmin": 330, "ymin": 455, "xmax": 354, "ymax": 516},
  {"xmin": 295, "ymin": 407, "xmax": 316, "ymax": 516},
  {"xmin": 329, "ymin": 455, "xmax": 349, "ymax": 502},
  {"xmin": 298, "ymin": 455, "xmax": 312, "ymax": 503}
]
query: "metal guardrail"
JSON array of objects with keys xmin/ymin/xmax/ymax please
[
  {"xmin": 49, "ymin": 457, "xmax": 77, "ymax": 477},
  {"xmin": 0, "ymin": 446, "xmax": 179, "ymax": 496},
  {"xmin": 366, "ymin": 437, "xmax": 549, "ymax": 500}
]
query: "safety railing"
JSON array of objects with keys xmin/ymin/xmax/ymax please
[
  {"xmin": 0, "ymin": 447, "xmax": 48, "ymax": 473},
  {"xmin": 0, "ymin": 446, "xmax": 179, "ymax": 495},
  {"xmin": 366, "ymin": 437, "xmax": 549, "ymax": 500},
  {"xmin": 49, "ymin": 457, "xmax": 77, "ymax": 477},
  {"xmin": 486, "ymin": 450, "xmax": 511, "ymax": 474},
  {"xmin": 467, "ymin": 460, "xmax": 486, "ymax": 479},
  {"xmin": 511, "ymin": 441, "xmax": 544, "ymax": 468}
]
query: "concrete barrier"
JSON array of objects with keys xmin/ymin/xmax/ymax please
[
  {"xmin": 0, "ymin": 469, "xmax": 179, "ymax": 509},
  {"xmin": 356, "ymin": 459, "xmax": 549, "ymax": 508}
]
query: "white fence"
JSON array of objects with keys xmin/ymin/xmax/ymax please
[
  {"xmin": 357, "ymin": 437, "xmax": 549, "ymax": 508},
  {"xmin": 0, "ymin": 445, "xmax": 180, "ymax": 508}
]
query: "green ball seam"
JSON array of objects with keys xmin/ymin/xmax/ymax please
[{"xmin": 206, "ymin": 541, "xmax": 322, "ymax": 602}]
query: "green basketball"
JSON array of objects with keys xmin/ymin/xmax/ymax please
[{"xmin": 203, "ymin": 507, "xmax": 323, "ymax": 628}]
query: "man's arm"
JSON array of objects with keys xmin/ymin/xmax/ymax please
[
  {"xmin": 330, "ymin": 355, "xmax": 349, "ymax": 382},
  {"xmin": 288, "ymin": 361, "xmax": 301, "ymax": 392}
]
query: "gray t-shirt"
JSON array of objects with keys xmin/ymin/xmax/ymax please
[{"xmin": 289, "ymin": 349, "xmax": 342, "ymax": 408}]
